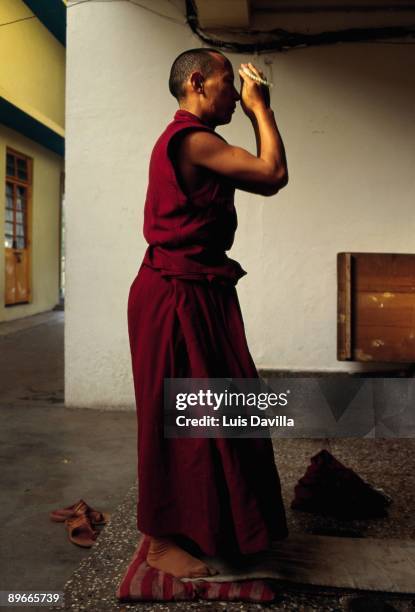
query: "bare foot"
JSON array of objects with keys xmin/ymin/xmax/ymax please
[{"xmin": 146, "ymin": 536, "xmax": 217, "ymax": 579}]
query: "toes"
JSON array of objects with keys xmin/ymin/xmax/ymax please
[
  {"xmin": 189, "ymin": 564, "xmax": 218, "ymax": 578},
  {"xmin": 189, "ymin": 570, "xmax": 210, "ymax": 578}
]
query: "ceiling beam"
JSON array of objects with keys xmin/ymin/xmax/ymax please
[
  {"xmin": 194, "ymin": 0, "xmax": 250, "ymax": 28},
  {"xmin": 254, "ymin": 0, "xmax": 415, "ymax": 11},
  {"xmin": 22, "ymin": 0, "xmax": 66, "ymax": 46}
]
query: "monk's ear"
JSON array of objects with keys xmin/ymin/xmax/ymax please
[{"xmin": 189, "ymin": 71, "xmax": 205, "ymax": 95}]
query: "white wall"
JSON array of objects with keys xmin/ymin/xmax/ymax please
[{"xmin": 65, "ymin": 0, "xmax": 415, "ymax": 408}]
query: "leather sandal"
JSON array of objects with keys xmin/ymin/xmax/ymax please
[
  {"xmin": 49, "ymin": 499, "xmax": 110, "ymax": 526},
  {"xmin": 65, "ymin": 512, "xmax": 98, "ymax": 548}
]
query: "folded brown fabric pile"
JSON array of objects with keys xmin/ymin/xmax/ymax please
[{"xmin": 291, "ymin": 450, "xmax": 392, "ymax": 520}]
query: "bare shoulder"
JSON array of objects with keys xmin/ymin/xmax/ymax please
[{"xmin": 178, "ymin": 130, "xmax": 228, "ymax": 161}]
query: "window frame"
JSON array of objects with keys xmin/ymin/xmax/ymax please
[{"xmin": 5, "ymin": 148, "xmax": 33, "ymax": 251}]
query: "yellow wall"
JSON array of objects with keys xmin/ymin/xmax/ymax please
[
  {"xmin": 0, "ymin": 125, "xmax": 63, "ymax": 322},
  {"xmin": 0, "ymin": 0, "xmax": 65, "ymax": 130}
]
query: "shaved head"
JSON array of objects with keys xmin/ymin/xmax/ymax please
[{"xmin": 168, "ymin": 48, "xmax": 227, "ymax": 101}]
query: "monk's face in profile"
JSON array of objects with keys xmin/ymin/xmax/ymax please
[{"xmin": 201, "ymin": 54, "xmax": 240, "ymax": 126}]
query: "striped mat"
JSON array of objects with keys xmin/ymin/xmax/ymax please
[
  {"xmin": 116, "ymin": 536, "xmax": 277, "ymax": 602},
  {"xmin": 117, "ymin": 534, "xmax": 415, "ymax": 601}
]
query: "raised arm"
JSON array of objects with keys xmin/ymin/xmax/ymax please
[{"xmin": 181, "ymin": 63, "xmax": 288, "ymax": 197}]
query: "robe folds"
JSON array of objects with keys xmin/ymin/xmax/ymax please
[{"xmin": 127, "ymin": 109, "xmax": 287, "ymax": 556}]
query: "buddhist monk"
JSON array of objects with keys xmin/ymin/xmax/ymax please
[{"xmin": 127, "ymin": 48, "xmax": 289, "ymax": 579}]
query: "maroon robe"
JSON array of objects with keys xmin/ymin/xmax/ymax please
[{"xmin": 127, "ymin": 109, "xmax": 287, "ymax": 556}]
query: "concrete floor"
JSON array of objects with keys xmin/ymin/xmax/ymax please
[
  {"xmin": 0, "ymin": 312, "xmax": 414, "ymax": 612},
  {"xmin": 0, "ymin": 312, "xmax": 137, "ymax": 594}
]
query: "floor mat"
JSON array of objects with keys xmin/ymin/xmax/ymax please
[
  {"xmin": 116, "ymin": 535, "xmax": 278, "ymax": 602},
  {"xmin": 190, "ymin": 534, "xmax": 415, "ymax": 594}
]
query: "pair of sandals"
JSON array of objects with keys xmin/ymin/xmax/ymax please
[{"xmin": 49, "ymin": 499, "xmax": 110, "ymax": 547}]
